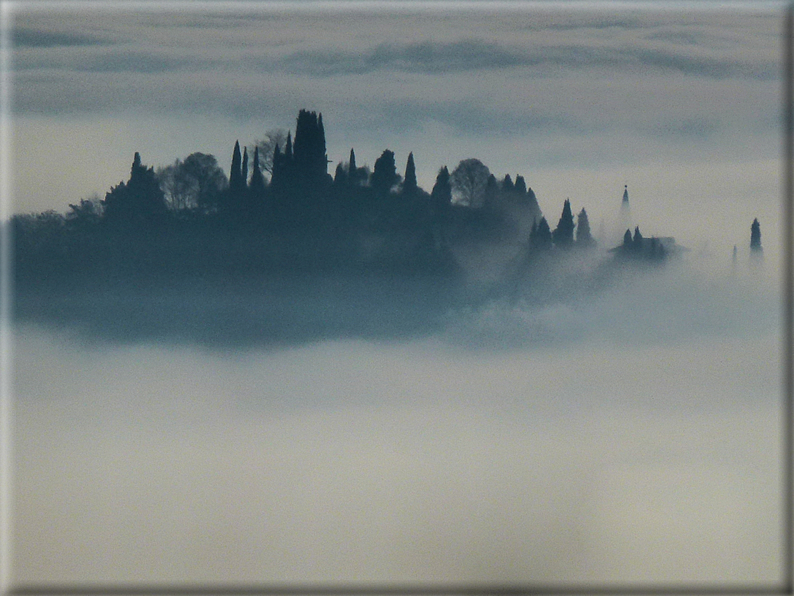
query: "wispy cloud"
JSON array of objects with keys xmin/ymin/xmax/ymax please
[
  {"xmin": 275, "ymin": 38, "xmax": 778, "ymax": 80},
  {"xmin": 12, "ymin": 27, "xmax": 114, "ymax": 48}
]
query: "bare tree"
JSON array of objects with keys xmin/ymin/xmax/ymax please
[
  {"xmin": 252, "ymin": 128, "xmax": 288, "ymax": 176},
  {"xmin": 157, "ymin": 153, "xmax": 227, "ymax": 213},
  {"xmin": 450, "ymin": 158, "xmax": 491, "ymax": 208}
]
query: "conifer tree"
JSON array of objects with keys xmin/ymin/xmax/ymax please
[
  {"xmin": 633, "ymin": 226, "xmax": 643, "ymax": 251},
  {"xmin": 250, "ymin": 146, "xmax": 265, "ymax": 192},
  {"xmin": 431, "ymin": 166, "xmax": 452, "ymax": 207},
  {"xmin": 530, "ymin": 216, "xmax": 553, "ymax": 249},
  {"xmin": 552, "ymin": 199, "xmax": 575, "ymax": 248},
  {"xmin": 750, "ymin": 218, "xmax": 763, "ymax": 253},
  {"xmin": 623, "ymin": 229, "xmax": 633, "ymax": 247},
  {"xmin": 371, "ymin": 150, "xmax": 399, "ymax": 198},
  {"xmin": 501, "ymin": 174, "xmax": 514, "ymax": 194},
  {"xmin": 348, "ymin": 148, "xmax": 358, "ymax": 186},
  {"xmin": 333, "ymin": 162, "xmax": 347, "ymax": 186},
  {"xmin": 575, "ymin": 207, "xmax": 595, "ymax": 247},
  {"xmin": 229, "ymin": 141, "xmax": 243, "ymax": 192},
  {"xmin": 402, "ymin": 152, "xmax": 418, "ymax": 196},
  {"xmin": 293, "ymin": 109, "xmax": 327, "ymax": 180},
  {"xmin": 514, "ymin": 175, "xmax": 527, "ymax": 196},
  {"xmin": 284, "ymin": 132, "xmax": 293, "ymax": 162},
  {"xmin": 241, "ymin": 147, "xmax": 249, "ymax": 187},
  {"xmin": 484, "ymin": 174, "xmax": 499, "ymax": 209},
  {"xmin": 103, "ymin": 152, "xmax": 168, "ymax": 224}
]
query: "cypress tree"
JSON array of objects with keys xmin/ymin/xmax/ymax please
[
  {"xmin": 402, "ymin": 152, "xmax": 418, "ymax": 196},
  {"xmin": 293, "ymin": 109, "xmax": 327, "ymax": 180},
  {"xmin": 334, "ymin": 162, "xmax": 347, "ymax": 186},
  {"xmin": 371, "ymin": 150, "xmax": 399, "ymax": 198},
  {"xmin": 484, "ymin": 174, "xmax": 499, "ymax": 209},
  {"xmin": 229, "ymin": 141, "xmax": 243, "ymax": 192},
  {"xmin": 103, "ymin": 152, "xmax": 167, "ymax": 224},
  {"xmin": 530, "ymin": 216, "xmax": 553, "ymax": 249},
  {"xmin": 575, "ymin": 207, "xmax": 595, "ymax": 247},
  {"xmin": 250, "ymin": 146, "xmax": 265, "ymax": 192},
  {"xmin": 514, "ymin": 175, "xmax": 527, "ymax": 196},
  {"xmin": 431, "ymin": 166, "xmax": 452, "ymax": 207},
  {"xmin": 501, "ymin": 174, "xmax": 514, "ymax": 194},
  {"xmin": 241, "ymin": 147, "xmax": 249, "ymax": 187},
  {"xmin": 552, "ymin": 199, "xmax": 575, "ymax": 248},
  {"xmin": 750, "ymin": 218, "xmax": 762, "ymax": 253},
  {"xmin": 284, "ymin": 132, "xmax": 293, "ymax": 162},
  {"xmin": 348, "ymin": 148, "xmax": 359, "ymax": 186},
  {"xmin": 633, "ymin": 226, "xmax": 643, "ymax": 251}
]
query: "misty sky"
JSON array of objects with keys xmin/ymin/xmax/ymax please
[{"xmin": 5, "ymin": 0, "xmax": 787, "ymax": 261}]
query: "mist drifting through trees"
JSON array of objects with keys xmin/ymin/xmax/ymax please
[{"xmin": 10, "ymin": 108, "xmax": 773, "ymax": 348}]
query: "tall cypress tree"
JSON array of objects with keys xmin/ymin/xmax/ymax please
[
  {"xmin": 402, "ymin": 152, "xmax": 418, "ymax": 196},
  {"xmin": 750, "ymin": 218, "xmax": 763, "ymax": 253},
  {"xmin": 552, "ymin": 199, "xmax": 575, "ymax": 248},
  {"xmin": 229, "ymin": 141, "xmax": 243, "ymax": 192},
  {"xmin": 241, "ymin": 147, "xmax": 249, "ymax": 187},
  {"xmin": 348, "ymin": 148, "xmax": 359, "ymax": 186}
]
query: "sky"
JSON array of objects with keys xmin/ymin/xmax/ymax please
[{"xmin": 3, "ymin": 0, "xmax": 787, "ymax": 262}]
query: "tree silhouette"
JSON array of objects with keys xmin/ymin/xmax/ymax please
[
  {"xmin": 483, "ymin": 174, "xmax": 499, "ymax": 210},
  {"xmin": 431, "ymin": 166, "xmax": 452, "ymax": 207},
  {"xmin": 103, "ymin": 152, "xmax": 168, "ymax": 225},
  {"xmin": 530, "ymin": 217, "xmax": 552, "ymax": 250},
  {"xmin": 501, "ymin": 174, "xmax": 514, "ymax": 194},
  {"xmin": 250, "ymin": 146, "xmax": 266, "ymax": 193},
  {"xmin": 293, "ymin": 109, "xmax": 328, "ymax": 182},
  {"xmin": 552, "ymin": 199, "xmax": 575, "ymax": 248},
  {"xmin": 514, "ymin": 175, "xmax": 527, "ymax": 197},
  {"xmin": 241, "ymin": 147, "xmax": 249, "ymax": 187},
  {"xmin": 402, "ymin": 152, "xmax": 418, "ymax": 196},
  {"xmin": 750, "ymin": 218, "xmax": 762, "ymax": 253},
  {"xmin": 633, "ymin": 226, "xmax": 643, "ymax": 251},
  {"xmin": 371, "ymin": 150, "xmax": 399, "ymax": 198},
  {"xmin": 229, "ymin": 141, "xmax": 244, "ymax": 194},
  {"xmin": 575, "ymin": 207, "xmax": 594, "ymax": 247},
  {"xmin": 253, "ymin": 128, "xmax": 288, "ymax": 176},
  {"xmin": 450, "ymin": 158, "xmax": 490, "ymax": 208},
  {"xmin": 333, "ymin": 162, "xmax": 348, "ymax": 186}
]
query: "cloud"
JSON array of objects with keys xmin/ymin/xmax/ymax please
[
  {"xmin": 12, "ymin": 27, "xmax": 114, "ymax": 48},
  {"xmin": 277, "ymin": 39, "xmax": 529, "ymax": 76},
  {"xmin": 273, "ymin": 38, "xmax": 778, "ymax": 81}
]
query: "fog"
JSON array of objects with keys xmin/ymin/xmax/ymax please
[
  {"xmin": 10, "ymin": 253, "xmax": 784, "ymax": 585},
  {"xmin": 6, "ymin": 1, "xmax": 788, "ymax": 588}
]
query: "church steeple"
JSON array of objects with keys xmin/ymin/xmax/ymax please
[{"xmin": 622, "ymin": 184, "xmax": 629, "ymax": 205}]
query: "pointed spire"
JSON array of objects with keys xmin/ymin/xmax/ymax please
[
  {"xmin": 241, "ymin": 146, "xmax": 249, "ymax": 186},
  {"xmin": 622, "ymin": 184, "xmax": 629, "ymax": 205}
]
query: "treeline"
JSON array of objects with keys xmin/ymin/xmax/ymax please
[{"xmin": 13, "ymin": 109, "xmax": 618, "ymax": 285}]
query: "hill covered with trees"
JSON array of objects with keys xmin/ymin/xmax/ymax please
[{"xmin": 11, "ymin": 108, "xmax": 730, "ymax": 346}]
